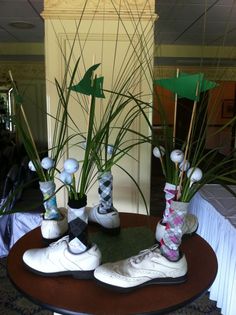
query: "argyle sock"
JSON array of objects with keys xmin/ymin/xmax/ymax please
[
  {"xmin": 67, "ymin": 194, "xmax": 88, "ymax": 254},
  {"xmin": 162, "ymin": 182, "xmax": 178, "ymax": 223},
  {"xmin": 160, "ymin": 201, "xmax": 188, "ymax": 261},
  {"xmin": 97, "ymin": 171, "xmax": 114, "ymax": 213},
  {"xmin": 39, "ymin": 181, "xmax": 60, "ymax": 220}
]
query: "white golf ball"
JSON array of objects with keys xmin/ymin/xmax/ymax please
[
  {"xmin": 59, "ymin": 170, "xmax": 72, "ymax": 185},
  {"xmin": 179, "ymin": 160, "xmax": 190, "ymax": 171},
  {"xmin": 41, "ymin": 157, "xmax": 54, "ymax": 170},
  {"xmin": 64, "ymin": 158, "xmax": 79, "ymax": 174},
  {"xmin": 107, "ymin": 145, "xmax": 114, "ymax": 155},
  {"xmin": 187, "ymin": 167, "xmax": 203, "ymax": 182},
  {"xmin": 153, "ymin": 146, "xmax": 165, "ymax": 158},
  {"xmin": 28, "ymin": 160, "xmax": 36, "ymax": 172},
  {"xmin": 170, "ymin": 149, "xmax": 184, "ymax": 163}
]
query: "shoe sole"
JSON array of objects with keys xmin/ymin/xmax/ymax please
[
  {"xmin": 23, "ymin": 262, "xmax": 95, "ymax": 279},
  {"xmin": 95, "ymin": 274, "xmax": 188, "ymax": 293}
]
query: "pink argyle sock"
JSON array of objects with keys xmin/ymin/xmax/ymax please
[{"xmin": 160, "ymin": 201, "xmax": 188, "ymax": 261}]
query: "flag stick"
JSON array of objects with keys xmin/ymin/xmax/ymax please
[
  {"xmin": 9, "ymin": 73, "xmax": 41, "ymax": 163},
  {"xmin": 160, "ymin": 156, "xmax": 166, "ymax": 178},
  {"xmin": 86, "ymin": 55, "xmax": 96, "ymax": 134},
  {"xmin": 173, "ymin": 68, "xmax": 179, "ymax": 147},
  {"xmin": 177, "ymin": 81, "xmax": 199, "ymax": 200}
]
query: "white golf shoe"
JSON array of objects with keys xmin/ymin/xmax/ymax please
[
  {"xmin": 94, "ymin": 245, "xmax": 187, "ymax": 292},
  {"xmin": 23, "ymin": 236, "xmax": 102, "ymax": 279},
  {"xmin": 87, "ymin": 206, "xmax": 120, "ymax": 234},
  {"xmin": 155, "ymin": 213, "xmax": 198, "ymax": 243},
  {"xmin": 40, "ymin": 207, "xmax": 68, "ymax": 243}
]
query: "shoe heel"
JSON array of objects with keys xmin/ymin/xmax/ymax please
[{"xmin": 182, "ymin": 224, "xmax": 198, "ymax": 240}]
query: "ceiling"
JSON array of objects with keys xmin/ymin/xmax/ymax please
[
  {"xmin": 155, "ymin": 0, "xmax": 236, "ymax": 46},
  {"xmin": 0, "ymin": 0, "xmax": 44, "ymax": 43},
  {"xmin": 0, "ymin": 0, "xmax": 236, "ymax": 64},
  {"xmin": 0, "ymin": 0, "xmax": 236, "ymax": 45}
]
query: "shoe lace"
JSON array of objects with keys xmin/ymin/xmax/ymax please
[
  {"xmin": 130, "ymin": 244, "xmax": 160, "ymax": 264},
  {"xmin": 49, "ymin": 235, "xmax": 69, "ymax": 248}
]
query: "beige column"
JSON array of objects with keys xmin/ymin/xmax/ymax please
[{"xmin": 42, "ymin": 0, "xmax": 156, "ymax": 214}]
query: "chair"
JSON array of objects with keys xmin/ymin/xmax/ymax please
[{"xmin": 9, "ymin": 157, "xmax": 44, "ymax": 250}]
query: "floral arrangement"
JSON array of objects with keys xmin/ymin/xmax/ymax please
[
  {"xmin": 4, "ymin": 58, "xmax": 82, "ymax": 219},
  {"xmin": 55, "ymin": 62, "xmax": 151, "ymax": 208},
  {"xmin": 152, "ymin": 71, "xmax": 236, "ymax": 203}
]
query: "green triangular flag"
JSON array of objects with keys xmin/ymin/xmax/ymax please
[
  {"xmin": 93, "ymin": 76, "xmax": 105, "ymax": 98},
  {"xmin": 70, "ymin": 63, "xmax": 105, "ymax": 98},
  {"xmin": 154, "ymin": 72, "xmax": 217, "ymax": 101},
  {"xmin": 180, "ymin": 72, "xmax": 217, "ymax": 98}
]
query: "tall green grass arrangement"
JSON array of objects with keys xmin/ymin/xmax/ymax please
[
  {"xmin": 4, "ymin": 0, "xmax": 235, "ymax": 214},
  {"xmin": 152, "ymin": 75, "xmax": 236, "ymax": 202},
  {"xmin": 44, "ymin": 0, "xmax": 156, "ymax": 209},
  {"xmin": 57, "ymin": 62, "xmax": 153, "ymax": 209},
  {"xmin": 2, "ymin": 0, "xmax": 156, "ymax": 214},
  {"xmin": 151, "ymin": 0, "xmax": 236, "ymax": 203}
]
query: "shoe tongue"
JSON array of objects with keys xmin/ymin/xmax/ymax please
[
  {"xmin": 50, "ymin": 235, "xmax": 69, "ymax": 247},
  {"xmin": 143, "ymin": 244, "xmax": 160, "ymax": 254},
  {"xmin": 69, "ymin": 237, "xmax": 88, "ymax": 254}
]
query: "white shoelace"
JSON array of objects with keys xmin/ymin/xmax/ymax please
[{"xmin": 130, "ymin": 244, "xmax": 160, "ymax": 264}]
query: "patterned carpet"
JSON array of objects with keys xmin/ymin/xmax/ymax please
[{"xmin": 0, "ymin": 257, "xmax": 221, "ymax": 315}]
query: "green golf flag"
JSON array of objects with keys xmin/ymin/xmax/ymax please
[
  {"xmin": 70, "ymin": 63, "xmax": 105, "ymax": 98},
  {"xmin": 154, "ymin": 72, "xmax": 217, "ymax": 101}
]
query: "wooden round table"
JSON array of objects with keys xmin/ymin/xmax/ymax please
[{"xmin": 7, "ymin": 212, "xmax": 217, "ymax": 315}]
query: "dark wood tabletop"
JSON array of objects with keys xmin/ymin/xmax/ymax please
[{"xmin": 7, "ymin": 212, "xmax": 217, "ymax": 315}]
